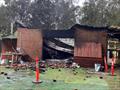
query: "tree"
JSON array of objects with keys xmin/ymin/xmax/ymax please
[
  {"xmin": 29, "ymin": 0, "xmax": 55, "ymax": 29},
  {"xmin": 29, "ymin": 0, "xmax": 79, "ymax": 29},
  {"xmin": 4, "ymin": 0, "xmax": 31, "ymax": 25},
  {"xmin": 106, "ymin": 0, "xmax": 120, "ymax": 26},
  {"xmin": 0, "ymin": 5, "xmax": 11, "ymax": 36},
  {"xmin": 80, "ymin": 0, "xmax": 120, "ymax": 26},
  {"xmin": 0, "ymin": 0, "xmax": 31, "ymax": 36},
  {"xmin": 0, "ymin": 0, "xmax": 79, "ymax": 36},
  {"xmin": 80, "ymin": 0, "xmax": 109, "ymax": 26},
  {"xmin": 52, "ymin": 0, "xmax": 79, "ymax": 29}
]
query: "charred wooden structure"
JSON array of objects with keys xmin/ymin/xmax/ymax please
[
  {"xmin": 107, "ymin": 26, "xmax": 120, "ymax": 65},
  {"xmin": 1, "ymin": 24, "xmax": 120, "ymax": 67},
  {"xmin": 1, "ymin": 35, "xmax": 17, "ymax": 60},
  {"xmin": 42, "ymin": 30, "xmax": 74, "ymax": 59},
  {"xmin": 16, "ymin": 28, "xmax": 43, "ymax": 61},
  {"xmin": 72, "ymin": 24, "xmax": 107, "ymax": 67},
  {"xmin": 1, "ymin": 35, "xmax": 17, "ymax": 52}
]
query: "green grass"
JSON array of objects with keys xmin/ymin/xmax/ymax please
[
  {"xmin": 0, "ymin": 67, "xmax": 109, "ymax": 90},
  {"xmin": 105, "ymin": 69, "xmax": 120, "ymax": 90}
]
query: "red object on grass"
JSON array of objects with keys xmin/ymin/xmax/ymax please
[
  {"xmin": 32, "ymin": 56, "xmax": 42, "ymax": 84},
  {"xmin": 35, "ymin": 56, "xmax": 39, "ymax": 82},
  {"xmin": 111, "ymin": 57, "xmax": 114, "ymax": 76}
]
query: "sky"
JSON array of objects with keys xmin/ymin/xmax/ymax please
[
  {"xmin": 0, "ymin": 0, "xmax": 5, "ymax": 6},
  {"xmin": 0, "ymin": 0, "xmax": 4, "ymax": 4},
  {"xmin": 74, "ymin": 0, "xmax": 85, "ymax": 6}
]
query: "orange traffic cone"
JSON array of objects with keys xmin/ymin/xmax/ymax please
[{"xmin": 32, "ymin": 56, "xmax": 42, "ymax": 84}]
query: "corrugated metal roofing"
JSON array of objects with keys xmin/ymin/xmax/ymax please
[
  {"xmin": 71, "ymin": 24, "xmax": 108, "ymax": 31},
  {"xmin": 42, "ymin": 29, "xmax": 74, "ymax": 38},
  {"xmin": 71, "ymin": 24, "xmax": 120, "ymax": 39}
]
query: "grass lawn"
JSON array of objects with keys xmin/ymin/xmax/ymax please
[{"xmin": 0, "ymin": 66, "xmax": 114, "ymax": 90}]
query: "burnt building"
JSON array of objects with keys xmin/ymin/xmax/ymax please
[
  {"xmin": 1, "ymin": 24, "xmax": 120, "ymax": 67},
  {"xmin": 72, "ymin": 24, "xmax": 107, "ymax": 67},
  {"xmin": 1, "ymin": 35, "xmax": 17, "ymax": 61},
  {"xmin": 16, "ymin": 28, "xmax": 43, "ymax": 61}
]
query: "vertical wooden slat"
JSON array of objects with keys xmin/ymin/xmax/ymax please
[
  {"xmin": 75, "ymin": 42, "xmax": 102, "ymax": 58},
  {"xmin": 17, "ymin": 28, "xmax": 43, "ymax": 61}
]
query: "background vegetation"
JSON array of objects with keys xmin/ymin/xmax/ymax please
[{"xmin": 0, "ymin": 0, "xmax": 120, "ymax": 36}]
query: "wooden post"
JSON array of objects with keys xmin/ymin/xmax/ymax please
[
  {"xmin": 11, "ymin": 54, "xmax": 14, "ymax": 67},
  {"xmin": 104, "ymin": 55, "xmax": 108, "ymax": 72},
  {"xmin": 1, "ymin": 49, "xmax": 6, "ymax": 64},
  {"xmin": 111, "ymin": 57, "xmax": 115, "ymax": 76}
]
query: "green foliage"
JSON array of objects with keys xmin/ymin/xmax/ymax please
[
  {"xmin": 1, "ymin": 0, "xmax": 120, "ymax": 36},
  {"xmin": 0, "ymin": 0, "xmax": 31, "ymax": 36},
  {"xmin": 80, "ymin": 0, "xmax": 120, "ymax": 26},
  {"xmin": 0, "ymin": 0, "xmax": 79, "ymax": 36},
  {"xmin": 29, "ymin": 0, "xmax": 79, "ymax": 29},
  {"xmin": 0, "ymin": 5, "xmax": 11, "ymax": 36}
]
